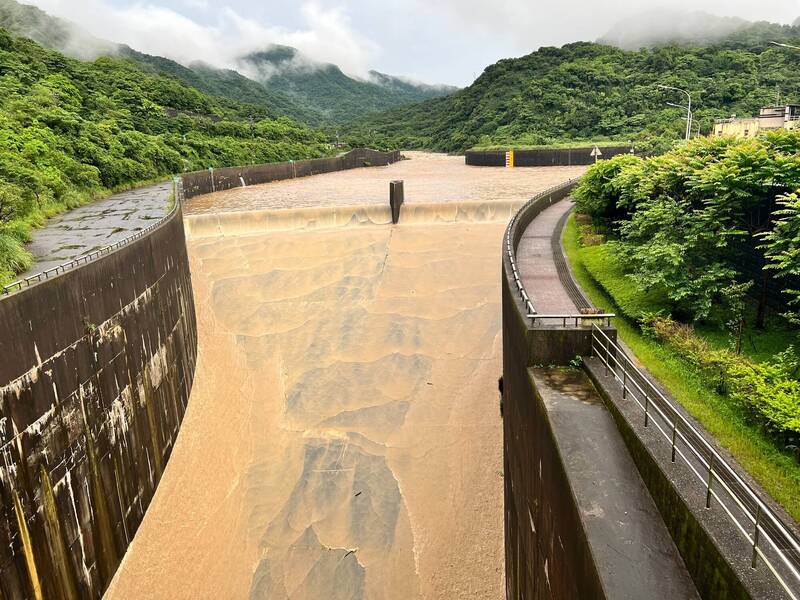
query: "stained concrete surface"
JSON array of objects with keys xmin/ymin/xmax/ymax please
[
  {"xmin": 531, "ymin": 368, "xmax": 699, "ymax": 599},
  {"xmin": 106, "ymin": 156, "xmax": 585, "ymax": 599},
  {"xmin": 20, "ymin": 182, "xmax": 171, "ymax": 278}
]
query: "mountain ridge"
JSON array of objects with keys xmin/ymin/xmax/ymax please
[
  {"xmin": 346, "ymin": 21, "xmax": 800, "ymax": 152},
  {"xmin": 0, "ymin": 0, "xmax": 455, "ymax": 125}
]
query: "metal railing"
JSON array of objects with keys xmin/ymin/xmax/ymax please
[
  {"xmin": 506, "ymin": 180, "xmax": 573, "ymax": 317},
  {"xmin": 505, "ymin": 179, "xmax": 614, "ymax": 327},
  {"xmin": 591, "ymin": 324, "xmax": 800, "ymax": 599},
  {"xmin": 527, "ymin": 313, "xmax": 615, "ymax": 327},
  {"xmin": 1, "ymin": 179, "xmax": 182, "ymax": 297}
]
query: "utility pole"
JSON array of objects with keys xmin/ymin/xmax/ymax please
[{"xmin": 659, "ymin": 84, "xmax": 693, "ymax": 141}]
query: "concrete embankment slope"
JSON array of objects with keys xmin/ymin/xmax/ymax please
[{"xmin": 107, "ymin": 208, "xmax": 516, "ymax": 599}]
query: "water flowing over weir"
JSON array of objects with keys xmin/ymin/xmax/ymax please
[{"xmin": 105, "ymin": 154, "xmax": 586, "ymax": 599}]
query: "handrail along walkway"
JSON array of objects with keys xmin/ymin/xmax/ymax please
[
  {"xmin": 1, "ymin": 178, "xmax": 184, "ymax": 297},
  {"xmin": 507, "ymin": 179, "xmax": 800, "ymax": 598},
  {"xmin": 592, "ymin": 324, "xmax": 800, "ymax": 599}
]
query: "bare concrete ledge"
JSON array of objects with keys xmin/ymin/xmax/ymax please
[
  {"xmin": 585, "ymin": 357, "xmax": 792, "ymax": 600},
  {"xmin": 505, "ymin": 366, "xmax": 699, "ymax": 599}
]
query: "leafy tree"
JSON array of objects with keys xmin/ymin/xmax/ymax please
[
  {"xmin": 577, "ymin": 131, "xmax": 800, "ymax": 325},
  {"xmin": 762, "ymin": 193, "xmax": 800, "ymax": 325},
  {"xmin": 346, "ymin": 23, "xmax": 800, "ymax": 151},
  {"xmin": 617, "ymin": 197, "xmax": 738, "ymax": 321}
]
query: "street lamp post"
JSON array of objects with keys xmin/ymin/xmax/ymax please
[
  {"xmin": 666, "ymin": 101, "xmax": 693, "ymax": 139},
  {"xmin": 659, "ymin": 84, "xmax": 693, "ymax": 141}
]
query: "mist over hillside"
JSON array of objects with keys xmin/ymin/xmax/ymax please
[
  {"xmin": 347, "ymin": 20, "xmax": 800, "ymax": 152},
  {"xmin": 0, "ymin": 0, "xmax": 112, "ymax": 58},
  {"xmin": 0, "ymin": 0, "xmax": 456, "ymax": 126},
  {"xmin": 238, "ymin": 45, "xmax": 457, "ymax": 125},
  {"xmin": 598, "ymin": 10, "xmax": 750, "ymax": 49}
]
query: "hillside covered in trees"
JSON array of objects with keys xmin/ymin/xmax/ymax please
[
  {"xmin": 347, "ymin": 22, "xmax": 800, "ymax": 152},
  {"xmin": 238, "ymin": 46, "xmax": 456, "ymax": 125},
  {"xmin": 0, "ymin": 0, "xmax": 455, "ymax": 127},
  {"xmin": 0, "ymin": 27, "xmax": 331, "ymax": 283}
]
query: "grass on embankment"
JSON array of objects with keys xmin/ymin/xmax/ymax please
[{"xmin": 563, "ymin": 213, "xmax": 800, "ymax": 522}]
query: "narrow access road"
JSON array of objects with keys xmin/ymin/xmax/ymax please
[
  {"xmin": 515, "ymin": 198, "xmax": 578, "ymax": 314},
  {"xmin": 18, "ymin": 182, "xmax": 171, "ymax": 279}
]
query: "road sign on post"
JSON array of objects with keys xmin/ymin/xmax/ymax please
[{"xmin": 590, "ymin": 145, "xmax": 603, "ymax": 163}]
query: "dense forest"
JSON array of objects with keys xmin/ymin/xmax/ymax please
[
  {"xmin": 572, "ymin": 131, "xmax": 800, "ymax": 442},
  {"xmin": 0, "ymin": 0, "xmax": 455, "ymax": 128},
  {"xmin": 238, "ymin": 46, "xmax": 457, "ymax": 125},
  {"xmin": 346, "ymin": 22, "xmax": 800, "ymax": 152},
  {"xmin": 0, "ymin": 27, "xmax": 331, "ymax": 283}
]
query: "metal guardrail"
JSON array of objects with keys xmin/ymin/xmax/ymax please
[
  {"xmin": 526, "ymin": 313, "xmax": 615, "ymax": 327},
  {"xmin": 505, "ymin": 179, "xmax": 615, "ymax": 326},
  {"xmin": 1, "ymin": 179, "xmax": 182, "ymax": 297},
  {"xmin": 591, "ymin": 324, "xmax": 800, "ymax": 599}
]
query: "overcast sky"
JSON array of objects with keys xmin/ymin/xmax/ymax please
[{"xmin": 26, "ymin": 0, "xmax": 800, "ymax": 86}]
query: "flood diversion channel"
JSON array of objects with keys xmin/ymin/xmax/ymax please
[{"xmin": 104, "ymin": 153, "xmax": 585, "ymax": 599}]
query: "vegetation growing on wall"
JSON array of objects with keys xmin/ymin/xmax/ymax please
[
  {"xmin": 0, "ymin": 28, "xmax": 331, "ymax": 284},
  {"xmin": 563, "ymin": 214, "xmax": 800, "ymax": 520},
  {"xmin": 570, "ymin": 131, "xmax": 800, "ymax": 463},
  {"xmin": 346, "ymin": 22, "xmax": 800, "ymax": 152}
]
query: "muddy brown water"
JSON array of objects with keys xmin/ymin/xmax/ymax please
[{"xmin": 106, "ymin": 154, "xmax": 585, "ymax": 599}]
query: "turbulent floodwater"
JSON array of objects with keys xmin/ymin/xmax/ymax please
[
  {"xmin": 106, "ymin": 156, "xmax": 583, "ymax": 599},
  {"xmin": 108, "ymin": 218, "xmax": 506, "ymax": 599}
]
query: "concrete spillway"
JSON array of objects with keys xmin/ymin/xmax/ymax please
[{"xmin": 105, "ymin": 155, "xmax": 585, "ymax": 599}]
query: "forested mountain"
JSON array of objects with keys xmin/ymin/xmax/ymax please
[
  {"xmin": 347, "ymin": 21, "xmax": 800, "ymax": 152},
  {"xmin": 238, "ymin": 46, "xmax": 457, "ymax": 125},
  {"xmin": 0, "ymin": 27, "xmax": 330, "ymax": 282},
  {"xmin": 0, "ymin": 0, "xmax": 455, "ymax": 126},
  {"xmin": 117, "ymin": 47, "xmax": 325, "ymax": 126}
]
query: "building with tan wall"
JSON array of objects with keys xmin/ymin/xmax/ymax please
[{"xmin": 714, "ymin": 105, "xmax": 800, "ymax": 137}]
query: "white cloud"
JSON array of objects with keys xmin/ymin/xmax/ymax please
[
  {"xmin": 25, "ymin": 0, "xmax": 380, "ymax": 76},
  {"xmin": 21, "ymin": 0, "xmax": 800, "ymax": 86}
]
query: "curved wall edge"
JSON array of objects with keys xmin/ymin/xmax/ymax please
[{"xmin": 0, "ymin": 203, "xmax": 197, "ymax": 599}]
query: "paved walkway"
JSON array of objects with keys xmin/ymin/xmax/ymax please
[
  {"xmin": 515, "ymin": 198, "xmax": 578, "ymax": 314},
  {"xmin": 20, "ymin": 182, "xmax": 171, "ymax": 278}
]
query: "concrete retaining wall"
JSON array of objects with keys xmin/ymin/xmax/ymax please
[
  {"xmin": 0, "ymin": 204, "xmax": 197, "ymax": 599},
  {"xmin": 502, "ymin": 185, "xmax": 623, "ymax": 597},
  {"xmin": 467, "ymin": 147, "xmax": 633, "ymax": 167},
  {"xmin": 584, "ymin": 358, "xmax": 787, "ymax": 600},
  {"xmin": 182, "ymin": 148, "xmax": 401, "ymax": 199}
]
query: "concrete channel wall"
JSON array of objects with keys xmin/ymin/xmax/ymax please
[
  {"xmin": 466, "ymin": 146, "xmax": 633, "ymax": 167},
  {"xmin": 502, "ymin": 185, "xmax": 623, "ymax": 597},
  {"xmin": 182, "ymin": 148, "xmax": 402, "ymax": 199},
  {"xmin": 502, "ymin": 183, "xmax": 794, "ymax": 598},
  {"xmin": 0, "ymin": 201, "xmax": 197, "ymax": 599}
]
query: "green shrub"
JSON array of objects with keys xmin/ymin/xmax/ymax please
[
  {"xmin": 727, "ymin": 362, "xmax": 800, "ymax": 434},
  {"xmin": 646, "ymin": 314, "xmax": 800, "ymax": 439},
  {"xmin": 573, "ymin": 154, "xmax": 642, "ymax": 223},
  {"xmin": 0, "ymin": 231, "xmax": 32, "ymax": 281}
]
